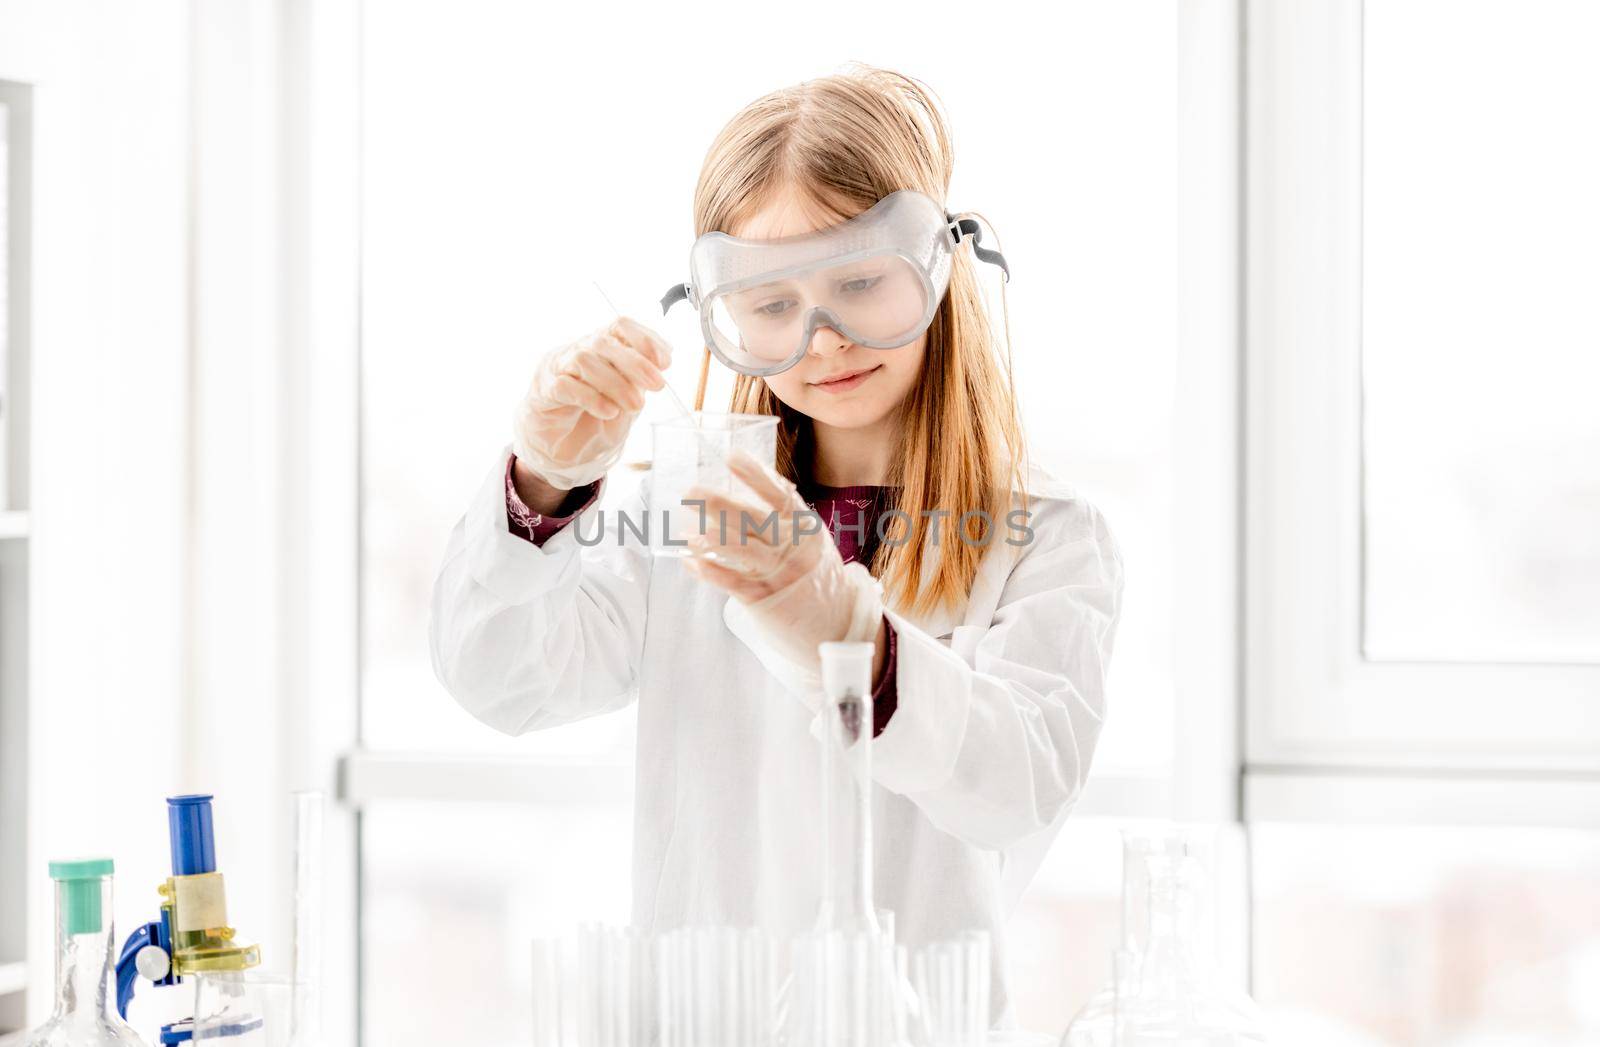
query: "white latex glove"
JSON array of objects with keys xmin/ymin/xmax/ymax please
[
  {"xmin": 511, "ymin": 317, "xmax": 672, "ymax": 489},
  {"xmin": 683, "ymin": 452, "xmax": 884, "ymax": 677}
]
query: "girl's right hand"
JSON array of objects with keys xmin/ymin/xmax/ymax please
[{"xmin": 511, "ymin": 317, "xmax": 672, "ymax": 490}]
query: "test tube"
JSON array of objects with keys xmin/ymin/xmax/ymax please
[
  {"xmin": 289, "ymin": 790, "xmax": 323, "ymax": 1045},
  {"xmin": 912, "ymin": 932, "xmax": 991, "ymax": 1047},
  {"xmin": 531, "ymin": 937, "xmax": 565, "ymax": 1047},
  {"xmin": 658, "ymin": 925, "xmax": 776, "ymax": 1047}
]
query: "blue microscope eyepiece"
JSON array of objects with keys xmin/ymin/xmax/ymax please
[{"xmin": 166, "ymin": 794, "xmax": 217, "ymax": 877}]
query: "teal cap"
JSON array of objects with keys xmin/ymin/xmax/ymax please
[{"xmin": 48, "ymin": 857, "xmax": 113, "ymax": 935}]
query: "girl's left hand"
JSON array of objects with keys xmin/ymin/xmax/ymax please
[{"xmin": 682, "ymin": 453, "xmax": 883, "ymax": 674}]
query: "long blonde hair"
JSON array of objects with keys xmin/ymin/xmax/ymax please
[{"xmin": 691, "ymin": 65, "xmax": 1027, "ymax": 615}]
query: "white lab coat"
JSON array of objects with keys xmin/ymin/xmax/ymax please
[{"xmin": 429, "ymin": 450, "xmax": 1124, "ymax": 1021}]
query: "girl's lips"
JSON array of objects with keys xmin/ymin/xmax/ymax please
[{"xmin": 810, "ymin": 365, "xmax": 881, "ymax": 392}]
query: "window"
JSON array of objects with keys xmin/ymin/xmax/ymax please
[
  {"xmin": 1360, "ymin": 0, "xmax": 1600, "ymax": 666},
  {"xmin": 1243, "ymin": 2, "xmax": 1600, "ymax": 1042},
  {"xmin": 354, "ymin": 3, "xmax": 1197, "ymax": 1042},
  {"xmin": 1244, "ymin": 0, "xmax": 1600, "ymax": 771},
  {"xmin": 0, "ymin": 79, "xmax": 30, "ymax": 1034}
]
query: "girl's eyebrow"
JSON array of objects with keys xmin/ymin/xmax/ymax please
[
  {"xmin": 730, "ymin": 278, "xmax": 803, "ymax": 303},
  {"xmin": 730, "ymin": 260, "xmax": 881, "ymax": 306}
]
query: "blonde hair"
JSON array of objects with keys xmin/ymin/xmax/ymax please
[{"xmin": 691, "ymin": 64, "xmax": 1027, "ymax": 615}]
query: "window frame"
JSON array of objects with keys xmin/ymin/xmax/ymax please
[
  {"xmin": 333, "ymin": 0, "xmax": 1249, "ymax": 807},
  {"xmin": 290, "ymin": 2, "xmax": 363, "ymax": 1043},
  {"xmin": 319, "ymin": 0, "xmax": 1600, "ymax": 1034},
  {"xmin": 1241, "ymin": 0, "xmax": 1600, "ymax": 783},
  {"xmin": 331, "ymin": 0, "xmax": 1238, "ymax": 1034}
]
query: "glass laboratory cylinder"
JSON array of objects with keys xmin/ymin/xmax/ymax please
[
  {"xmin": 24, "ymin": 859, "xmax": 149, "ymax": 1047},
  {"xmin": 288, "ymin": 791, "xmax": 323, "ymax": 1046},
  {"xmin": 815, "ymin": 641, "xmax": 878, "ymax": 935}
]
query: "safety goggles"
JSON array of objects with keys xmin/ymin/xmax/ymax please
[{"xmin": 660, "ymin": 190, "xmax": 1009, "ymax": 377}]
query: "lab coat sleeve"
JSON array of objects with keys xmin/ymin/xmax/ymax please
[
  {"xmin": 428, "ymin": 449, "xmax": 651, "ymax": 736},
  {"xmin": 871, "ymin": 500, "xmax": 1124, "ymax": 851}
]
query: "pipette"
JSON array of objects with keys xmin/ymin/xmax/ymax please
[{"xmin": 593, "ymin": 281, "xmax": 695, "ymax": 422}]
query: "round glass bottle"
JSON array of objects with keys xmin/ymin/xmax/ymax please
[{"xmin": 24, "ymin": 858, "xmax": 149, "ymax": 1046}]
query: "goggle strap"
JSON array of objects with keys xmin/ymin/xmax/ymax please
[
  {"xmin": 660, "ymin": 282, "xmax": 691, "ymax": 315},
  {"xmin": 948, "ymin": 215, "xmax": 1012, "ymax": 282}
]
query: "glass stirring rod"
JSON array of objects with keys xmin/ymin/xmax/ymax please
[{"xmin": 593, "ymin": 281, "xmax": 695, "ymax": 421}]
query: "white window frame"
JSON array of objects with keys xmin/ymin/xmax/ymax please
[
  {"xmin": 318, "ymin": 0, "xmax": 1600, "ymax": 1030},
  {"xmin": 287, "ymin": 1, "xmax": 362, "ymax": 1043},
  {"xmin": 1242, "ymin": 0, "xmax": 1600, "ymax": 803},
  {"xmin": 335, "ymin": 0, "xmax": 1248, "ymax": 819},
  {"xmin": 0, "ymin": 75, "xmax": 34, "ymax": 1029},
  {"xmin": 330, "ymin": 0, "xmax": 1250, "ymax": 1033}
]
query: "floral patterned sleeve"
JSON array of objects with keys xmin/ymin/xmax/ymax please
[{"xmin": 504, "ymin": 455, "xmax": 603, "ymax": 546}]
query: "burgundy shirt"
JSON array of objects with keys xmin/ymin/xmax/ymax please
[{"xmin": 504, "ymin": 457, "xmax": 900, "ymax": 734}]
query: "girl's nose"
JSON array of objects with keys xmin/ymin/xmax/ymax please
[{"xmin": 808, "ymin": 325, "xmax": 852, "ymax": 358}]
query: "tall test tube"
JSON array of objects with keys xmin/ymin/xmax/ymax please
[{"xmin": 290, "ymin": 791, "xmax": 324, "ymax": 1045}]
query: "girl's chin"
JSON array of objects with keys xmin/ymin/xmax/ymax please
[{"xmin": 802, "ymin": 397, "xmax": 897, "ymax": 430}]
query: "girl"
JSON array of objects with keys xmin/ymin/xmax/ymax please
[{"xmin": 429, "ymin": 65, "xmax": 1124, "ymax": 1022}]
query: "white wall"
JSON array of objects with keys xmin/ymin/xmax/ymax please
[
  {"xmin": 0, "ymin": 0, "xmax": 353, "ymax": 1031},
  {"xmin": 0, "ymin": 0, "xmax": 191, "ymax": 1022}
]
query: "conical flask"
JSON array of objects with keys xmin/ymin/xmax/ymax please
[
  {"xmin": 783, "ymin": 641, "xmax": 914, "ymax": 1047},
  {"xmin": 1062, "ymin": 828, "xmax": 1269, "ymax": 1047},
  {"xmin": 24, "ymin": 858, "xmax": 150, "ymax": 1046}
]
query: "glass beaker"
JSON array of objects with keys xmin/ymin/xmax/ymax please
[
  {"xmin": 190, "ymin": 972, "xmax": 304, "ymax": 1046},
  {"xmin": 23, "ymin": 858, "xmax": 149, "ymax": 1046},
  {"xmin": 647, "ymin": 413, "xmax": 778, "ymax": 558}
]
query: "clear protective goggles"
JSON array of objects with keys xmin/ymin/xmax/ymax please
[{"xmin": 660, "ymin": 189, "xmax": 1009, "ymax": 377}]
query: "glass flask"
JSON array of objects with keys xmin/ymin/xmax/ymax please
[
  {"xmin": 815, "ymin": 641, "xmax": 880, "ymax": 936},
  {"xmin": 781, "ymin": 642, "xmax": 915, "ymax": 1047},
  {"xmin": 1061, "ymin": 829, "xmax": 1269, "ymax": 1047},
  {"xmin": 24, "ymin": 858, "xmax": 149, "ymax": 1046}
]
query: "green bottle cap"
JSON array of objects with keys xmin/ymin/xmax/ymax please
[{"xmin": 48, "ymin": 857, "xmax": 114, "ymax": 936}]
